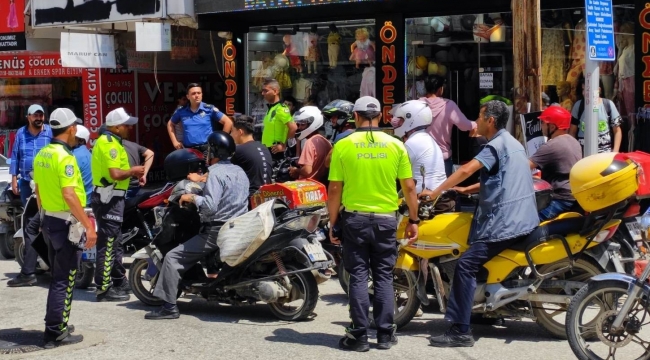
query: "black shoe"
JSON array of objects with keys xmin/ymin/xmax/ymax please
[
  {"xmin": 144, "ymin": 306, "xmax": 180, "ymax": 320},
  {"xmin": 377, "ymin": 325, "xmax": 398, "ymax": 350},
  {"xmin": 67, "ymin": 325, "xmax": 75, "ymax": 334},
  {"xmin": 114, "ymin": 279, "xmax": 132, "ymax": 294},
  {"xmin": 7, "ymin": 273, "xmax": 36, "ymax": 287},
  {"xmin": 96, "ymin": 287, "xmax": 130, "ymax": 302},
  {"xmin": 43, "ymin": 333, "xmax": 84, "ymax": 349},
  {"xmin": 429, "ymin": 326, "xmax": 475, "ymax": 348},
  {"xmin": 338, "ymin": 334, "xmax": 369, "ymax": 352}
]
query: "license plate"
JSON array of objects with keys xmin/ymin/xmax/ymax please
[
  {"xmin": 82, "ymin": 247, "xmax": 96, "ymax": 261},
  {"xmin": 304, "ymin": 243, "xmax": 327, "ymax": 262},
  {"xmin": 626, "ymin": 221, "xmax": 643, "ymax": 241}
]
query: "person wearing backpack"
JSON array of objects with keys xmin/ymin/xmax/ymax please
[{"xmin": 569, "ymin": 82, "xmax": 622, "ymax": 154}]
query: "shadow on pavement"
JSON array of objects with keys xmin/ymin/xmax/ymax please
[
  {"xmin": 265, "ymin": 328, "xmax": 341, "ymax": 348},
  {"xmin": 319, "ymin": 293, "xmax": 348, "ymax": 306}
]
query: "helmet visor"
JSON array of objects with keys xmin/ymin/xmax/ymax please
[{"xmin": 390, "ymin": 117, "xmax": 405, "ymax": 129}]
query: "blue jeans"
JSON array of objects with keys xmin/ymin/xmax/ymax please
[
  {"xmin": 125, "ymin": 187, "xmax": 139, "ymax": 199},
  {"xmin": 19, "ymin": 178, "xmax": 33, "ymax": 206},
  {"xmin": 444, "ymin": 158, "xmax": 454, "ymax": 178},
  {"xmin": 539, "ymin": 199, "xmax": 575, "ymax": 222}
]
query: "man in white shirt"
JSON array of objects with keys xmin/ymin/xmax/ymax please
[{"xmin": 391, "ymin": 100, "xmax": 448, "ymax": 201}]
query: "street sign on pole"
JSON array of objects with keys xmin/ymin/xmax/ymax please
[
  {"xmin": 585, "ymin": 0, "xmax": 616, "ymax": 61},
  {"xmin": 583, "ymin": 0, "xmax": 615, "ymax": 157}
]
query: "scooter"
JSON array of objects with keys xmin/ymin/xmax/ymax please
[
  {"xmin": 0, "ymin": 182, "xmax": 23, "ymax": 259},
  {"xmin": 130, "ymin": 180, "xmax": 335, "ymax": 321}
]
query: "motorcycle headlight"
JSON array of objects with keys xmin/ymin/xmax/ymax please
[{"xmin": 284, "ymin": 214, "xmax": 321, "ymax": 233}]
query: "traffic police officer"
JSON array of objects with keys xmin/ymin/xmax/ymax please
[
  {"xmin": 33, "ymin": 108, "xmax": 97, "ymax": 348},
  {"xmin": 91, "ymin": 107, "xmax": 145, "ymax": 302},
  {"xmin": 167, "ymin": 83, "xmax": 233, "ymax": 158},
  {"xmin": 261, "ymin": 79, "xmax": 298, "ymax": 160},
  {"xmin": 328, "ymin": 96, "xmax": 420, "ymax": 352}
]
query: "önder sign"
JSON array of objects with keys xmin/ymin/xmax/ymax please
[{"xmin": 380, "ymin": 21, "xmax": 397, "ymax": 125}]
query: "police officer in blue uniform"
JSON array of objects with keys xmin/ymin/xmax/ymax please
[
  {"xmin": 33, "ymin": 108, "xmax": 97, "ymax": 349},
  {"xmin": 167, "ymin": 83, "xmax": 233, "ymax": 158}
]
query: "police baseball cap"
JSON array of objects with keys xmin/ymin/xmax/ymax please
[
  {"xmin": 49, "ymin": 108, "xmax": 81, "ymax": 129},
  {"xmin": 27, "ymin": 104, "xmax": 44, "ymax": 114},
  {"xmin": 105, "ymin": 107, "xmax": 138, "ymax": 126},
  {"xmin": 353, "ymin": 96, "xmax": 381, "ymax": 112}
]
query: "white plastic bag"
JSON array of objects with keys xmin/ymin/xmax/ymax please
[{"xmin": 217, "ymin": 200, "xmax": 276, "ymax": 267}]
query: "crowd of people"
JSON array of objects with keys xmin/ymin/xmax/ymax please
[{"xmin": 3, "ymin": 73, "xmax": 611, "ymax": 351}]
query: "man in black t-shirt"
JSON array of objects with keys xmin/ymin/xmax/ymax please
[
  {"xmin": 230, "ymin": 115, "xmax": 273, "ymax": 196},
  {"xmin": 123, "ymin": 140, "xmax": 154, "ymax": 199}
]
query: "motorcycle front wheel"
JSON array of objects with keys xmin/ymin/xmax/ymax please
[
  {"xmin": 338, "ymin": 259, "xmax": 350, "ymax": 295},
  {"xmin": 268, "ymin": 264, "xmax": 319, "ymax": 321},
  {"xmin": 566, "ymin": 279, "xmax": 650, "ymax": 360},
  {"xmin": 14, "ymin": 237, "xmax": 24, "ymax": 267},
  {"xmin": 130, "ymin": 258, "xmax": 164, "ymax": 306}
]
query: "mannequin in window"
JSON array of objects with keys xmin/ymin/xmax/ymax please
[
  {"xmin": 349, "ymin": 27, "xmax": 375, "ymax": 69},
  {"xmin": 282, "ymin": 34, "xmax": 302, "ymax": 73},
  {"xmin": 305, "ymin": 32, "xmax": 319, "ymax": 74},
  {"xmin": 327, "ymin": 25, "xmax": 341, "ymax": 68}
]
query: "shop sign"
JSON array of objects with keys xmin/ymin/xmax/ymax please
[
  {"xmin": 222, "ymin": 40, "xmax": 237, "ymax": 116},
  {"xmin": 83, "ymin": 69, "xmax": 103, "ymax": 144},
  {"xmin": 32, "ymin": 0, "xmax": 164, "ymax": 27},
  {"xmin": 379, "ymin": 21, "xmax": 397, "ymax": 125},
  {"xmin": 0, "ymin": 0, "xmax": 26, "ymax": 51},
  {"xmin": 102, "ymin": 70, "xmax": 137, "ymax": 142},
  {"xmin": 479, "ymin": 73, "xmax": 494, "ymax": 89},
  {"xmin": 637, "ymin": 2, "xmax": 650, "ymax": 110},
  {"xmin": 208, "ymin": 0, "xmax": 375, "ymax": 12},
  {"xmin": 115, "ymin": 34, "xmax": 153, "ymax": 71},
  {"xmin": 519, "ymin": 111, "xmax": 545, "ymax": 157},
  {"xmin": 171, "ymin": 26, "xmax": 199, "ymax": 60},
  {"xmin": 61, "ymin": 33, "xmax": 117, "ymax": 68},
  {"xmin": 585, "ymin": 0, "xmax": 616, "ymax": 61},
  {"xmin": 137, "ymin": 73, "xmax": 227, "ymax": 166},
  {"xmin": 136, "ymin": 23, "xmax": 172, "ymax": 52},
  {"xmin": 0, "ymin": 53, "xmax": 83, "ymax": 77}
]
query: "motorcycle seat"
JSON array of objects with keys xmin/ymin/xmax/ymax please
[
  {"xmin": 507, "ymin": 216, "xmax": 586, "ymax": 252},
  {"xmin": 125, "ymin": 190, "xmax": 157, "ymax": 211}
]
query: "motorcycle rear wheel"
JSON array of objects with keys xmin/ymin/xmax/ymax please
[
  {"xmin": 566, "ymin": 280, "xmax": 650, "ymax": 360},
  {"xmin": 338, "ymin": 260, "xmax": 350, "ymax": 295},
  {"xmin": 267, "ymin": 264, "xmax": 319, "ymax": 321},
  {"xmin": 532, "ymin": 257, "xmax": 602, "ymax": 339},
  {"xmin": 0, "ymin": 231, "xmax": 15, "ymax": 259},
  {"xmin": 370, "ymin": 269, "xmax": 421, "ymax": 330},
  {"xmin": 130, "ymin": 258, "xmax": 164, "ymax": 306},
  {"xmin": 14, "ymin": 237, "xmax": 24, "ymax": 267}
]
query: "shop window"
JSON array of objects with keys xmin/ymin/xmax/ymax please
[
  {"xmin": 0, "ymin": 77, "xmax": 82, "ymax": 156},
  {"xmin": 406, "ymin": 13, "xmax": 513, "ymax": 166},
  {"xmin": 540, "ymin": 6, "xmax": 635, "ymax": 152},
  {"xmin": 248, "ymin": 19, "xmax": 374, "ymax": 138}
]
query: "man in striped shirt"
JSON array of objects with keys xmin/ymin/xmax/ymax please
[{"xmin": 7, "ymin": 104, "xmax": 53, "ymax": 287}]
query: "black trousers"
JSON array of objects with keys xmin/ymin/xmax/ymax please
[
  {"xmin": 42, "ymin": 216, "xmax": 80, "ymax": 341},
  {"xmin": 91, "ymin": 193, "xmax": 126, "ymax": 294},
  {"xmin": 21, "ymin": 211, "xmax": 41, "ymax": 275},
  {"xmin": 341, "ymin": 211, "xmax": 397, "ymax": 338}
]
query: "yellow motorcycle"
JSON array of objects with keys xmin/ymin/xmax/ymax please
[{"xmin": 376, "ymin": 153, "xmax": 638, "ymax": 339}]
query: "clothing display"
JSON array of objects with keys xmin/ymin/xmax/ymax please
[
  {"xmin": 293, "ymin": 77, "xmax": 313, "ymax": 102},
  {"xmin": 541, "ymin": 25, "xmax": 566, "ymax": 85},
  {"xmin": 306, "ymin": 33, "xmax": 320, "ymax": 74},
  {"xmin": 359, "ymin": 66, "xmax": 375, "ymax": 97},
  {"xmin": 616, "ymin": 44, "xmax": 634, "ymax": 118},
  {"xmin": 327, "ymin": 31, "xmax": 341, "ymax": 68},
  {"xmin": 566, "ymin": 20, "xmax": 586, "ymax": 102},
  {"xmin": 7, "ymin": 0, "xmax": 19, "ymax": 29}
]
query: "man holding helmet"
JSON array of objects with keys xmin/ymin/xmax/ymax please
[
  {"xmin": 529, "ymin": 106, "xmax": 582, "ymax": 220},
  {"xmin": 145, "ymin": 131, "xmax": 249, "ymax": 320},
  {"xmin": 391, "ymin": 100, "xmax": 447, "ymax": 200},
  {"xmin": 289, "ymin": 106, "xmax": 332, "ymax": 184}
]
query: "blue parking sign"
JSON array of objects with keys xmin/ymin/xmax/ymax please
[{"xmin": 585, "ymin": 0, "xmax": 616, "ymax": 61}]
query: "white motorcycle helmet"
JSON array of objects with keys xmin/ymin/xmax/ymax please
[
  {"xmin": 76, "ymin": 124, "xmax": 90, "ymax": 144},
  {"xmin": 293, "ymin": 106, "xmax": 324, "ymax": 141},
  {"xmin": 390, "ymin": 100, "xmax": 432, "ymax": 138}
]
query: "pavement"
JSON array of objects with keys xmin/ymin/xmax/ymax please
[{"xmin": 0, "ymin": 255, "xmax": 582, "ymax": 360}]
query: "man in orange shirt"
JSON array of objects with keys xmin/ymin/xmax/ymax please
[{"xmin": 289, "ymin": 106, "xmax": 332, "ymax": 184}]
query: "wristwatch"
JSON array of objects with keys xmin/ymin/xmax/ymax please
[{"xmin": 408, "ymin": 218, "xmax": 421, "ymax": 225}]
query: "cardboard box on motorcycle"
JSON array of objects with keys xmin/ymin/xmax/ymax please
[{"xmin": 250, "ymin": 180, "xmax": 327, "ymax": 210}]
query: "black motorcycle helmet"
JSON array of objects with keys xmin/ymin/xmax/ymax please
[
  {"xmin": 164, "ymin": 149, "xmax": 206, "ymax": 181},
  {"xmin": 322, "ymin": 100, "xmax": 354, "ymax": 128},
  {"xmin": 207, "ymin": 131, "xmax": 236, "ymax": 161}
]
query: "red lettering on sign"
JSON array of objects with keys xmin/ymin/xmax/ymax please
[
  {"xmin": 643, "ymin": 56, "xmax": 650, "ymax": 78},
  {"xmin": 225, "ymin": 61, "xmax": 236, "ymax": 78},
  {"xmin": 225, "ymin": 98, "xmax": 235, "ymax": 115},
  {"xmin": 383, "ymin": 85, "xmax": 395, "ymax": 105},
  {"xmin": 644, "ymin": 80, "xmax": 650, "ymax": 103},
  {"xmin": 382, "ymin": 45, "xmax": 395, "ymax": 63},
  {"xmin": 382, "ymin": 65, "xmax": 396, "ymax": 84},
  {"xmin": 640, "ymin": 4, "xmax": 650, "ymax": 29},
  {"xmin": 225, "ymin": 79, "xmax": 237, "ymax": 97}
]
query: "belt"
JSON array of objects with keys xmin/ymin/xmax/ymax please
[
  {"xmin": 202, "ymin": 221, "xmax": 226, "ymax": 226},
  {"xmin": 45, "ymin": 211, "xmax": 72, "ymax": 221},
  {"xmin": 93, "ymin": 187, "xmax": 126, "ymax": 197},
  {"xmin": 346, "ymin": 210, "xmax": 396, "ymax": 219}
]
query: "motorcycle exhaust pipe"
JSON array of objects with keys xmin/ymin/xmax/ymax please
[{"xmin": 235, "ymin": 281, "xmax": 288, "ymax": 303}]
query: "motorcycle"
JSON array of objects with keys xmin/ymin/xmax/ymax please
[
  {"xmin": 0, "ymin": 182, "xmax": 23, "ymax": 259},
  {"xmin": 565, "ymin": 209, "xmax": 650, "ymax": 360},
  {"xmin": 14, "ymin": 182, "xmax": 174, "ymax": 288},
  {"xmin": 129, "ymin": 180, "xmax": 335, "ymax": 321}
]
